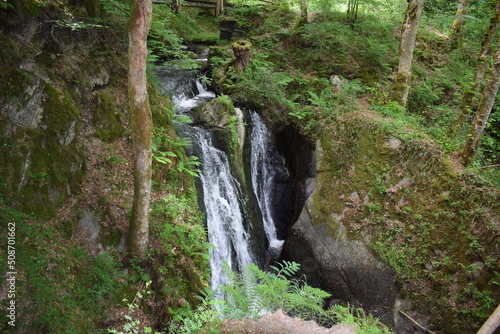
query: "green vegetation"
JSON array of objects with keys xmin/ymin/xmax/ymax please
[
  {"xmin": 0, "ymin": 207, "xmax": 123, "ymax": 333},
  {"xmin": 168, "ymin": 261, "xmax": 390, "ymax": 334},
  {"xmin": 213, "ymin": 1, "xmax": 500, "ymax": 186},
  {"xmin": 209, "ymin": 2, "xmax": 499, "ymax": 332},
  {"xmin": 149, "ymin": 5, "xmax": 219, "ymax": 66},
  {"xmin": 0, "ymin": 0, "xmax": 499, "ymax": 333}
]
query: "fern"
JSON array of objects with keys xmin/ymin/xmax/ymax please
[
  {"xmin": 169, "ymin": 261, "xmax": 390, "ymax": 333},
  {"xmin": 219, "ymin": 261, "xmax": 329, "ymax": 320},
  {"xmin": 269, "ymin": 260, "xmax": 301, "ymax": 279}
]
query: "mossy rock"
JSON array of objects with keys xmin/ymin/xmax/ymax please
[
  {"xmin": 191, "ymin": 95, "xmax": 235, "ymax": 128},
  {"xmin": 301, "ymin": 113, "xmax": 500, "ymax": 332},
  {"xmin": 0, "ymin": 81, "xmax": 85, "ymax": 217},
  {"xmin": 93, "ymin": 91, "xmax": 124, "ymax": 143}
]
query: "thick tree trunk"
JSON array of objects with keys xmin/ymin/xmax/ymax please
[
  {"xmin": 215, "ymin": 0, "xmax": 223, "ymax": 17},
  {"xmin": 390, "ymin": 0, "xmax": 424, "ymax": 107},
  {"xmin": 476, "ymin": 304, "xmax": 500, "ymax": 334},
  {"xmin": 450, "ymin": 1, "xmax": 500, "ymax": 135},
  {"xmin": 232, "ymin": 40, "xmax": 252, "ymax": 72},
  {"xmin": 461, "ymin": 41, "xmax": 500, "ymax": 165},
  {"xmin": 450, "ymin": 0, "xmax": 471, "ymax": 48},
  {"xmin": 127, "ymin": 0, "xmax": 153, "ymax": 258}
]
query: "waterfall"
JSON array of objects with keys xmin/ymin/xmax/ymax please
[
  {"xmin": 192, "ymin": 128, "xmax": 254, "ymax": 290},
  {"xmin": 154, "ymin": 67, "xmax": 254, "ymax": 291},
  {"xmin": 154, "ymin": 67, "xmax": 288, "ymax": 293},
  {"xmin": 173, "ymin": 80, "xmax": 215, "ymax": 112},
  {"xmin": 153, "ymin": 67, "xmax": 215, "ymax": 114},
  {"xmin": 250, "ymin": 112, "xmax": 286, "ymax": 257}
]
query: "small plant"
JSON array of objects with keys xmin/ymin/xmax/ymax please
[
  {"xmin": 107, "ymin": 281, "xmax": 161, "ymax": 334},
  {"xmin": 29, "ymin": 172, "xmax": 49, "ymax": 182},
  {"xmin": 152, "ymin": 130, "xmax": 201, "ymax": 177},
  {"xmin": 107, "ymin": 148, "xmax": 127, "ymax": 164},
  {"xmin": 366, "ymin": 202, "xmax": 382, "ymax": 213},
  {"xmin": 168, "ymin": 289, "xmax": 222, "ymax": 334}
]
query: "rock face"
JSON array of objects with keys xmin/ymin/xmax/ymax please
[
  {"xmin": 278, "ymin": 113, "xmax": 500, "ymax": 333},
  {"xmin": 0, "ymin": 21, "xmax": 127, "ymax": 217},
  {"xmin": 281, "ymin": 191, "xmax": 398, "ymax": 323},
  {"xmin": 280, "ymin": 142, "xmax": 398, "ymax": 325},
  {"xmin": 274, "ymin": 126, "xmax": 316, "ymax": 240}
]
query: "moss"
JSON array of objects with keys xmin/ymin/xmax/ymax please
[
  {"xmin": 0, "ymin": 207, "xmax": 122, "ymax": 334},
  {"xmin": 390, "ymin": 72, "xmax": 412, "ymax": 106},
  {"xmin": 42, "ymin": 83, "xmax": 79, "ymax": 133},
  {"xmin": 310, "ymin": 113, "xmax": 500, "ymax": 332},
  {"xmin": 0, "ymin": 81, "xmax": 85, "ymax": 217},
  {"xmin": 149, "ymin": 83, "xmax": 173, "ymax": 129},
  {"xmin": 93, "ymin": 91, "xmax": 124, "ymax": 143}
]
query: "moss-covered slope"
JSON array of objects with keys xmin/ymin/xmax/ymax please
[{"xmin": 311, "ymin": 112, "xmax": 499, "ymax": 332}]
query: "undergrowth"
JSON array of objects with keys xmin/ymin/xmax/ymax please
[
  {"xmin": 0, "ymin": 207, "xmax": 123, "ymax": 333},
  {"xmin": 168, "ymin": 261, "xmax": 391, "ymax": 334}
]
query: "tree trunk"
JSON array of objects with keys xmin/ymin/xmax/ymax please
[
  {"xmin": 86, "ymin": 0, "xmax": 101, "ymax": 17},
  {"xmin": 450, "ymin": 0, "xmax": 471, "ymax": 48},
  {"xmin": 347, "ymin": 0, "xmax": 359, "ymax": 24},
  {"xmin": 215, "ymin": 0, "xmax": 223, "ymax": 17},
  {"xmin": 232, "ymin": 40, "xmax": 252, "ymax": 72},
  {"xmin": 390, "ymin": 0, "xmax": 424, "ymax": 107},
  {"xmin": 173, "ymin": 0, "xmax": 181, "ymax": 13},
  {"xmin": 476, "ymin": 304, "xmax": 500, "ymax": 334},
  {"xmin": 450, "ymin": 1, "xmax": 500, "ymax": 135},
  {"xmin": 127, "ymin": 0, "xmax": 153, "ymax": 258},
  {"xmin": 461, "ymin": 41, "xmax": 500, "ymax": 165},
  {"xmin": 298, "ymin": 0, "xmax": 309, "ymax": 25}
]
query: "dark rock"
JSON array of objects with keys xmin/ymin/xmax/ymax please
[{"xmin": 281, "ymin": 196, "xmax": 399, "ymax": 326}]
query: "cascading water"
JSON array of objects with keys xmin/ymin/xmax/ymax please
[
  {"xmin": 192, "ymin": 127, "xmax": 254, "ymax": 290},
  {"xmin": 250, "ymin": 112, "xmax": 287, "ymax": 257},
  {"xmin": 154, "ymin": 66, "xmax": 288, "ymax": 292}
]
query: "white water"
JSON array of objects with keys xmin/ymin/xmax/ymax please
[
  {"xmin": 250, "ymin": 112, "xmax": 286, "ymax": 254},
  {"xmin": 155, "ymin": 68, "xmax": 288, "ymax": 293},
  {"xmin": 193, "ymin": 128, "xmax": 254, "ymax": 291},
  {"xmin": 173, "ymin": 80, "xmax": 215, "ymax": 112},
  {"xmin": 162, "ymin": 71, "xmax": 254, "ymax": 291}
]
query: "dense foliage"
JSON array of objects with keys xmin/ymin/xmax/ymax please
[
  {"xmin": 168, "ymin": 261, "xmax": 391, "ymax": 334},
  {"xmin": 0, "ymin": 0, "xmax": 498, "ymax": 333}
]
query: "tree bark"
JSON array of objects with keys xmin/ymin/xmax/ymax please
[
  {"xmin": 450, "ymin": 1, "xmax": 500, "ymax": 135},
  {"xmin": 347, "ymin": 0, "xmax": 359, "ymax": 24},
  {"xmin": 298, "ymin": 0, "xmax": 309, "ymax": 25},
  {"xmin": 476, "ymin": 303, "xmax": 500, "ymax": 334},
  {"xmin": 232, "ymin": 40, "xmax": 252, "ymax": 72},
  {"xmin": 215, "ymin": 0, "xmax": 223, "ymax": 17},
  {"xmin": 450, "ymin": 0, "xmax": 471, "ymax": 48},
  {"xmin": 86, "ymin": 0, "xmax": 101, "ymax": 17},
  {"xmin": 127, "ymin": 0, "xmax": 153, "ymax": 258},
  {"xmin": 390, "ymin": 0, "xmax": 424, "ymax": 107},
  {"xmin": 461, "ymin": 41, "xmax": 500, "ymax": 165}
]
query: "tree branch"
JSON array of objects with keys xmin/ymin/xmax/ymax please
[{"xmin": 399, "ymin": 310, "xmax": 437, "ymax": 334}]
